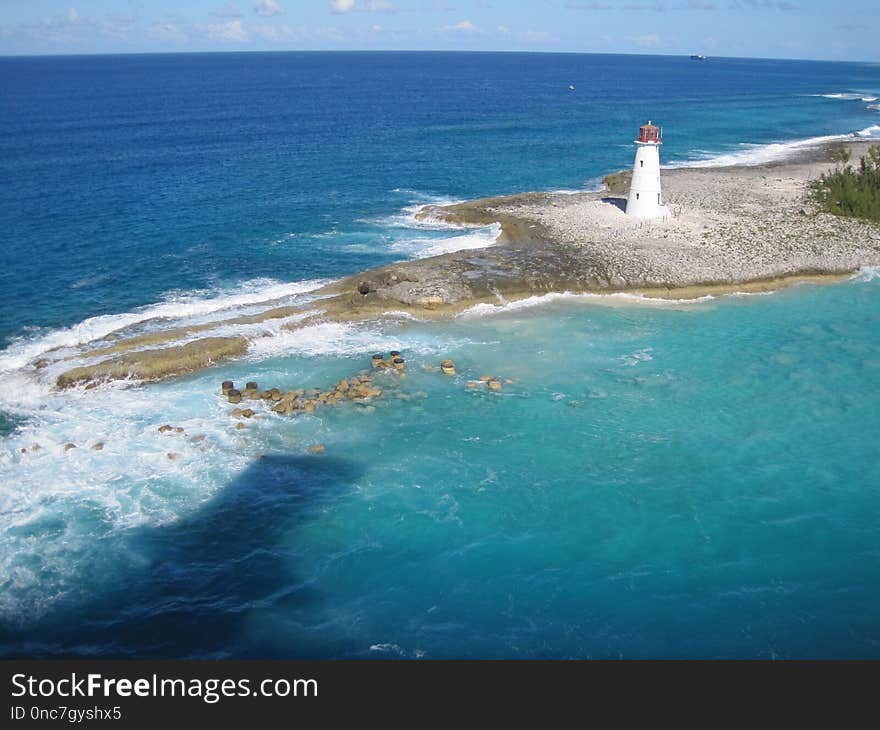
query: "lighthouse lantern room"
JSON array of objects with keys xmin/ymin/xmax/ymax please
[{"xmin": 625, "ymin": 120, "xmax": 665, "ymax": 219}]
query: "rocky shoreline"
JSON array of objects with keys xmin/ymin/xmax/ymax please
[{"xmin": 41, "ymin": 139, "xmax": 880, "ymax": 388}]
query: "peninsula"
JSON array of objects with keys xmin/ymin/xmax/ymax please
[{"xmin": 49, "ymin": 139, "xmax": 880, "ymax": 388}]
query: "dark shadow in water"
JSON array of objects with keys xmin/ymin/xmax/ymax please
[
  {"xmin": 0, "ymin": 454, "xmax": 364, "ymax": 658},
  {"xmin": 601, "ymin": 196, "xmax": 627, "ymax": 212}
]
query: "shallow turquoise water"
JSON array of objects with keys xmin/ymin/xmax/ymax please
[{"xmin": 2, "ymin": 277, "xmax": 879, "ymax": 658}]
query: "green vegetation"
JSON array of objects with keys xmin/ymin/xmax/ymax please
[
  {"xmin": 829, "ymin": 143, "xmax": 851, "ymax": 164},
  {"xmin": 812, "ymin": 144, "xmax": 880, "ymax": 222}
]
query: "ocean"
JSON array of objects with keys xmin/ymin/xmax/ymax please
[{"xmin": 1, "ymin": 51, "xmax": 879, "ymax": 658}]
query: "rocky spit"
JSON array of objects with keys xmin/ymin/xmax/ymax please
[
  {"xmin": 33, "ymin": 140, "xmax": 880, "ymax": 388},
  {"xmin": 29, "ymin": 354, "xmax": 512, "ymax": 457}
]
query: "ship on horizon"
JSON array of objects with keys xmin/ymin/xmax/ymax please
[{"xmin": 690, "ymin": 54, "xmax": 707, "ymax": 60}]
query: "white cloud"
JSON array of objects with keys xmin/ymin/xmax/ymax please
[
  {"xmin": 252, "ymin": 23, "xmax": 281, "ymax": 40},
  {"xmin": 147, "ymin": 23, "xmax": 188, "ymax": 42},
  {"xmin": 253, "ymin": 0, "xmax": 285, "ymax": 16},
  {"xmin": 202, "ymin": 19, "xmax": 249, "ymax": 41},
  {"xmin": 99, "ymin": 18, "xmax": 135, "ymax": 40},
  {"xmin": 520, "ymin": 30, "xmax": 552, "ymax": 43},
  {"xmin": 330, "ymin": 0, "xmax": 395, "ymax": 12},
  {"xmin": 629, "ymin": 33, "xmax": 660, "ymax": 46},
  {"xmin": 363, "ymin": 0, "xmax": 397, "ymax": 10},
  {"xmin": 441, "ymin": 20, "xmax": 478, "ymax": 32},
  {"xmin": 211, "ymin": 2, "xmax": 244, "ymax": 18},
  {"xmin": 67, "ymin": 8, "xmax": 81, "ymax": 24}
]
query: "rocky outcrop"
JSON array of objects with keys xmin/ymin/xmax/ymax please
[{"xmin": 56, "ymin": 337, "xmax": 249, "ymax": 388}]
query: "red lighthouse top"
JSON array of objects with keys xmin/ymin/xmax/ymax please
[{"xmin": 637, "ymin": 120, "xmax": 662, "ymax": 144}]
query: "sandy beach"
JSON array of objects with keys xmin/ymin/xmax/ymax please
[{"xmin": 44, "ymin": 140, "xmax": 880, "ymax": 387}]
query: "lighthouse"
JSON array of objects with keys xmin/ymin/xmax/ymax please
[{"xmin": 626, "ymin": 120, "xmax": 665, "ymax": 219}]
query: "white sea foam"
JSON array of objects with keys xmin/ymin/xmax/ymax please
[
  {"xmin": 666, "ymin": 125, "xmax": 880, "ymax": 170},
  {"xmin": 0, "ymin": 373, "xmax": 258, "ymax": 619},
  {"xmin": 389, "ymin": 223, "xmax": 501, "ymax": 258},
  {"xmin": 817, "ymin": 92, "xmax": 865, "ymax": 100},
  {"xmin": 374, "ymin": 191, "xmax": 468, "ymax": 231},
  {"xmin": 381, "ymin": 311, "xmax": 425, "ymax": 321},
  {"xmin": 457, "ymin": 290, "xmax": 716, "ymax": 318},
  {"xmin": 855, "ymin": 124, "xmax": 880, "ymax": 137},
  {"xmin": 246, "ymin": 320, "xmax": 465, "ymax": 360},
  {"xmin": 0, "ymin": 278, "xmax": 328, "ymax": 374},
  {"xmin": 0, "ymin": 306, "xmax": 472, "ymax": 620},
  {"xmin": 852, "ymin": 265, "xmax": 880, "ymax": 282}
]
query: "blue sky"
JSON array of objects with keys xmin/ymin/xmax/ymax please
[{"xmin": 0, "ymin": 1, "xmax": 875, "ymax": 61}]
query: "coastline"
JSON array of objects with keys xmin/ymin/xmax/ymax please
[{"xmin": 32, "ymin": 138, "xmax": 880, "ymax": 388}]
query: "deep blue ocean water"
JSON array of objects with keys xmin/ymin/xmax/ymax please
[{"xmin": 1, "ymin": 52, "xmax": 879, "ymax": 658}]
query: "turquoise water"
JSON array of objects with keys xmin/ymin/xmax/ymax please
[
  {"xmin": 3, "ymin": 279, "xmax": 879, "ymax": 658},
  {"xmin": 1, "ymin": 53, "xmax": 880, "ymax": 658}
]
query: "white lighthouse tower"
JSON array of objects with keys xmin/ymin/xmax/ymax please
[{"xmin": 626, "ymin": 120, "xmax": 666, "ymax": 219}]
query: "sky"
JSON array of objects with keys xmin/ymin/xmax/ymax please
[{"xmin": 0, "ymin": 1, "xmax": 875, "ymax": 61}]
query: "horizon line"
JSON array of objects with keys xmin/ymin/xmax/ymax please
[{"xmin": 0, "ymin": 48, "xmax": 873, "ymax": 65}]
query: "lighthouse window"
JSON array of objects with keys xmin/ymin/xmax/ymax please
[
  {"xmin": 636, "ymin": 193, "xmax": 640, "ymax": 200},
  {"xmin": 657, "ymin": 193, "xmax": 660, "ymax": 204},
  {"xmin": 640, "ymin": 161, "xmax": 644, "ymax": 167}
]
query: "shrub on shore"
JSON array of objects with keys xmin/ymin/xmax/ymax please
[{"xmin": 811, "ymin": 144, "xmax": 880, "ymax": 222}]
